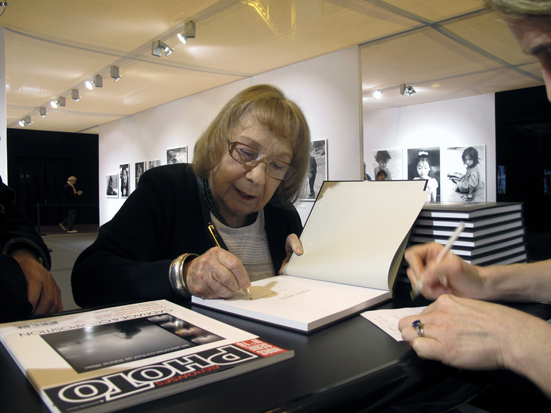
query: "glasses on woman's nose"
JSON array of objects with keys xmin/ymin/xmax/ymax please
[{"xmin": 228, "ymin": 141, "xmax": 296, "ymax": 181}]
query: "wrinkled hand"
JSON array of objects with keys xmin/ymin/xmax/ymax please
[
  {"xmin": 184, "ymin": 248, "xmax": 250, "ymax": 299},
  {"xmin": 12, "ymin": 251, "xmax": 63, "ymax": 315},
  {"xmin": 279, "ymin": 233, "xmax": 303, "ymax": 274},
  {"xmin": 398, "ymin": 294, "xmax": 532, "ymax": 371},
  {"xmin": 405, "ymin": 242, "xmax": 488, "ymax": 300}
]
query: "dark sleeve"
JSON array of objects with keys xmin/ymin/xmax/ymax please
[
  {"xmin": 63, "ymin": 184, "xmax": 79, "ymax": 203},
  {"xmin": 0, "ymin": 256, "xmax": 33, "ymax": 322},
  {"xmin": 71, "ymin": 166, "xmax": 211, "ymax": 308}
]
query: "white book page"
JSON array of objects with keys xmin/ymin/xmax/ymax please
[
  {"xmin": 361, "ymin": 307, "xmax": 426, "ymax": 341},
  {"xmin": 192, "ymin": 275, "xmax": 390, "ymax": 331},
  {"xmin": 283, "ymin": 181, "xmax": 429, "ymax": 290}
]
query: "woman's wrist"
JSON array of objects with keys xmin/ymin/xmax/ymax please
[{"xmin": 169, "ymin": 253, "xmax": 199, "ymax": 297}]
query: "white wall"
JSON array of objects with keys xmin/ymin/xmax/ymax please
[
  {"xmin": 0, "ymin": 28, "xmax": 7, "ymax": 181},
  {"xmin": 363, "ymin": 94, "xmax": 496, "ymax": 202},
  {"xmin": 99, "ymin": 46, "xmax": 363, "ymax": 225}
]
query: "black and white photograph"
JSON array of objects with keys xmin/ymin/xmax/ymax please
[
  {"xmin": 407, "ymin": 147, "xmax": 441, "ymax": 202},
  {"xmin": 40, "ymin": 315, "xmax": 224, "ymax": 373},
  {"xmin": 167, "ymin": 146, "xmax": 188, "ymax": 164},
  {"xmin": 441, "ymin": 145, "xmax": 486, "ymax": 202},
  {"xmin": 147, "ymin": 159, "xmax": 161, "ymax": 170},
  {"xmin": 302, "ymin": 139, "xmax": 327, "ymax": 200},
  {"xmin": 120, "ymin": 163, "xmax": 130, "ymax": 198},
  {"xmin": 106, "ymin": 174, "xmax": 119, "ymax": 198},
  {"xmin": 135, "ymin": 162, "xmax": 145, "ymax": 188},
  {"xmin": 371, "ymin": 148, "xmax": 402, "ymax": 181}
]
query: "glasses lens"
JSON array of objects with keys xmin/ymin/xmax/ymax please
[{"xmin": 229, "ymin": 142, "xmax": 295, "ymax": 181}]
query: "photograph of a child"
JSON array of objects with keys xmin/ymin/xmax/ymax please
[
  {"xmin": 407, "ymin": 148, "xmax": 440, "ymax": 202},
  {"xmin": 371, "ymin": 149, "xmax": 402, "ymax": 181},
  {"xmin": 442, "ymin": 145, "xmax": 486, "ymax": 202}
]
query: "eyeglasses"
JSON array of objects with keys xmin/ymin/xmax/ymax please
[{"xmin": 228, "ymin": 141, "xmax": 296, "ymax": 181}]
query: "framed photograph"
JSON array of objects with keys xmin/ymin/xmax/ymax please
[
  {"xmin": 106, "ymin": 174, "xmax": 119, "ymax": 198},
  {"xmin": 441, "ymin": 145, "xmax": 486, "ymax": 202},
  {"xmin": 147, "ymin": 159, "xmax": 161, "ymax": 170},
  {"xmin": 302, "ymin": 139, "xmax": 327, "ymax": 201},
  {"xmin": 370, "ymin": 148, "xmax": 402, "ymax": 181},
  {"xmin": 167, "ymin": 146, "xmax": 188, "ymax": 164},
  {"xmin": 407, "ymin": 147, "xmax": 441, "ymax": 202},
  {"xmin": 135, "ymin": 162, "xmax": 145, "ymax": 188},
  {"xmin": 120, "ymin": 164, "xmax": 130, "ymax": 198}
]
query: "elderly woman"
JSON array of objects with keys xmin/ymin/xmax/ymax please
[
  {"xmin": 72, "ymin": 84, "xmax": 310, "ymax": 307},
  {"xmin": 399, "ymin": 0, "xmax": 551, "ymax": 399}
]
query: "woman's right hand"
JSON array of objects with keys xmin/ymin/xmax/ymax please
[
  {"xmin": 183, "ymin": 247, "xmax": 251, "ymax": 299},
  {"xmin": 405, "ymin": 242, "xmax": 489, "ymax": 301}
]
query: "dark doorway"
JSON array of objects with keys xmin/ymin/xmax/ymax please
[{"xmin": 496, "ymin": 86, "xmax": 551, "ymax": 261}]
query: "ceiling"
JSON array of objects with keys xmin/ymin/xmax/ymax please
[{"xmin": 1, "ymin": 0, "xmax": 544, "ymax": 135}]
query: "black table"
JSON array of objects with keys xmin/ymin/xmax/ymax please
[{"xmin": 0, "ymin": 298, "xmax": 462, "ymax": 413}]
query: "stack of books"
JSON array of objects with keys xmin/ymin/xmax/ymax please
[{"xmin": 395, "ymin": 202, "xmax": 526, "ymax": 298}]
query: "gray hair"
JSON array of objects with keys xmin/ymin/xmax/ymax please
[{"xmin": 485, "ymin": 0, "xmax": 551, "ymax": 17}]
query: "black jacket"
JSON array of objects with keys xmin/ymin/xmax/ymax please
[{"xmin": 72, "ymin": 164, "xmax": 302, "ymax": 308}]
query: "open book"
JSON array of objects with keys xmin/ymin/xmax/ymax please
[
  {"xmin": 192, "ymin": 180, "xmax": 429, "ymax": 332},
  {"xmin": 0, "ymin": 300, "xmax": 293, "ymax": 413}
]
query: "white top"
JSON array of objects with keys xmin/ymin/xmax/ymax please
[{"xmin": 211, "ymin": 209, "xmax": 275, "ymax": 281}]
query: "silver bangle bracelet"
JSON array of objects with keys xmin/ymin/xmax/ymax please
[{"xmin": 169, "ymin": 253, "xmax": 199, "ymax": 297}]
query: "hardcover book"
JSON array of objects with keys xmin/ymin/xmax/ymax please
[
  {"xmin": 419, "ymin": 202, "xmax": 522, "ymax": 219},
  {"xmin": 0, "ymin": 300, "xmax": 293, "ymax": 413},
  {"xmin": 192, "ymin": 180, "xmax": 429, "ymax": 332}
]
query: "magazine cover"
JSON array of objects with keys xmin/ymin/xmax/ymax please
[{"xmin": 0, "ymin": 300, "xmax": 293, "ymax": 413}]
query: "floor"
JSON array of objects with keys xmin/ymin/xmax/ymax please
[{"xmin": 40, "ymin": 224, "xmax": 99, "ymax": 311}]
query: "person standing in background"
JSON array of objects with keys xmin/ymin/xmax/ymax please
[{"xmin": 59, "ymin": 176, "xmax": 82, "ymax": 234}]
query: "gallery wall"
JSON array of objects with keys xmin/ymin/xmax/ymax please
[
  {"xmin": 363, "ymin": 94, "xmax": 497, "ymax": 202},
  {"xmin": 98, "ymin": 46, "xmax": 363, "ymax": 225}
]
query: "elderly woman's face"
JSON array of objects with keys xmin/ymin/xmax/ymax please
[{"xmin": 209, "ymin": 113, "xmax": 292, "ymax": 227}]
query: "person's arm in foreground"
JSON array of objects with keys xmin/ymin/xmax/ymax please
[{"xmin": 399, "ymin": 242, "xmax": 551, "ymax": 397}]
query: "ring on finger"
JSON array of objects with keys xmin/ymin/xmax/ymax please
[{"xmin": 412, "ymin": 319, "xmax": 426, "ymax": 338}]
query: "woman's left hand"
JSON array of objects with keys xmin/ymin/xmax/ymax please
[{"xmin": 279, "ymin": 234, "xmax": 303, "ymax": 274}]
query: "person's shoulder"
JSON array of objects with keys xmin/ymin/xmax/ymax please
[{"xmin": 139, "ymin": 164, "xmax": 197, "ymax": 189}]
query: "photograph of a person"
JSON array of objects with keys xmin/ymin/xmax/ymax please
[
  {"xmin": 106, "ymin": 174, "xmax": 119, "ymax": 198},
  {"xmin": 135, "ymin": 162, "xmax": 145, "ymax": 188},
  {"xmin": 167, "ymin": 146, "xmax": 188, "ymax": 164},
  {"xmin": 371, "ymin": 148, "xmax": 402, "ymax": 181},
  {"xmin": 441, "ymin": 145, "xmax": 486, "ymax": 202},
  {"xmin": 120, "ymin": 164, "xmax": 130, "ymax": 198},
  {"xmin": 147, "ymin": 159, "xmax": 161, "ymax": 170},
  {"xmin": 302, "ymin": 139, "xmax": 327, "ymax": 200},
  {"xmin": 407, "ymin": 147, "xmax": 440, "ymax": 202}
]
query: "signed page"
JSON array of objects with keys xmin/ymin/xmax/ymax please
[{"xmin": 192, "ymin": 276, "xmax": 390, "ymax": 332}]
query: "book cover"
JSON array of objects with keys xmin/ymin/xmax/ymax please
[
  {"xmin": 419, "ymin": 202, "xmax": 522, "ymax": 219},
  {"xmin": 0, "ymin": 300, "xmax": 293, "ymax": 413},
  {"xmin": 415, "ymin": 211, "xmax": 523, "ymax": 229},
  {"xmin": 193, "ymin": 180, "xmax": 428, "ymax": 332}
]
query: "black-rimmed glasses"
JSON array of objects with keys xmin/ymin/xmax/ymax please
[{"xmin": 228, "ymin": 141, "xmax": 296, "ymax": 181}]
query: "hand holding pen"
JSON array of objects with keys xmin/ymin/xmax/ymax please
[{"xmin": 405, "ymin": 222, "xmax": 490, "ymax": 301}]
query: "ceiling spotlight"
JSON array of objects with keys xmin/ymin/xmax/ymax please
[
  {"xmin": 85, "ymin": 74, "xmax": 103, "ymax": 90},
  {"xmin": 110, "ymin": 66, "xmax": 121, "ymax": 82},
  {"xmin": 39, "ymin": 107, "xmax": 47, "ymax": 117},
  {"xmin": 373, "ymin": 90, "xmax": 383, "ymax": 100},
  {"xmin": 18, "ymin": 116, "xmax": 32, "ymax": 127},
  {"xmin": 400, "ymin": 84, "xmax": 416, "ymax": 96},
  {"xmin": 50, "ymin": 96, "xmax": 66, "ymax": 108},
  {"xmin": 177, "ymin": 21, "xmax": 196, "ymax": 44},
  {"xmin": 152, "ymin": 40, "xmax": 174, "ymax": 57},
  {"xmin": 0, "ymin": 2, "xmax": 7, "ymax": 17},
  {"xmin": 71, "ymin": 89, "xmax": 80, "ymax": 102}
]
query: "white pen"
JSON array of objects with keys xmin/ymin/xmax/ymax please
[{"xmin": 410, "ymin": 221, "xmax": 465, "ymax": 300}]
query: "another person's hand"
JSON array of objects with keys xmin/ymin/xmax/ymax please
[
  {"xmin": 11, "ymin": 250, "xmax": 63, "ymax": 315},
  {"xmin": 184, "ymin": 248, "xmax": 250, "ymax": 299},
  {"xmin": 405, "ymin": 242, "xmax": 489, "ymax": 300},
  {"xmin": 398, "ymin": 294, "xmax": 551, "ymax": 376},
  {"xmin": 279, "ymin": 233, "xmax": 303, "ymax": 274}
]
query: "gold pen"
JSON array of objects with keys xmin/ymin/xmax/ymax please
[{"xmin": 208, "ymin": 222, "xmax": 253, "ymax": 300}]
